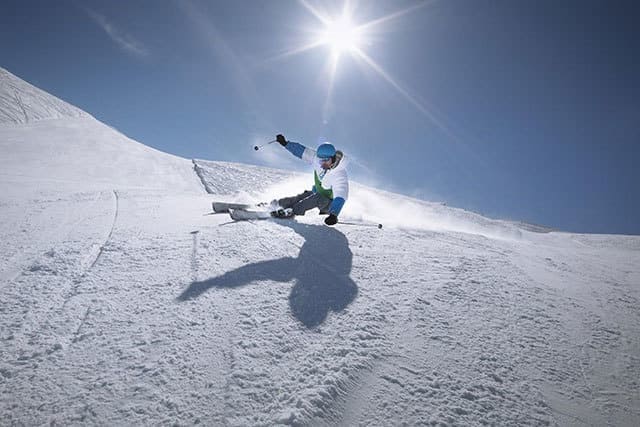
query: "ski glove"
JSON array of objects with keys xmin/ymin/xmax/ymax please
[
  {"xmin": 324, "ymin": 213, "xmax": 338, "ymax": 226},
  {"xmin": 276, "ymin": 134, "xmax": 288, "ymax": 146}
]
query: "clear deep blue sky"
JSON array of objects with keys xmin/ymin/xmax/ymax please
[{"xmin": 2, "ymin": 0, "xmax": 639, "ymax": 234}]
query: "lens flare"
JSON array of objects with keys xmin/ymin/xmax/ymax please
[
  {"xmin": 271, "ymin": 1, "xmax": 449, "ymax": 131},
  {"xmin": 318, "ymin": 15, "xmax": 362, "ymax": 56}
]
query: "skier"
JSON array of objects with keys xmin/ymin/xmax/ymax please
[{"xmin": 271, "ymin": 134, "xmax": 348, "ymax": 226}]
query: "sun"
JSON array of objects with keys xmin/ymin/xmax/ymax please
[
  {"xmin": 317, "ymin": 15, "xmax": 362, "ymax": 57},
  {"xmin": 271, "ymin": 1, "xmax": 442, "ymax": 126}
]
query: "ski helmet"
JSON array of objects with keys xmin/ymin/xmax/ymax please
[{"xmin": 316, "ymin": 142, "xmax": 336, "ymax": 159}]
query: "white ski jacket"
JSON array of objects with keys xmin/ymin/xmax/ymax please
[{"xmin": 285, "ymin": 141, "xmax": 349, "ymax": 215}]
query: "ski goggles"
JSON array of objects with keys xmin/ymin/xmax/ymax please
[{"xmin": 318, "ymin": 156, "xmax": 333, "ymax": 163}]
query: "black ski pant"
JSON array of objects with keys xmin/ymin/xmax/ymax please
[{"xmin": 278, "ymin": 190, "xmax": 332, "ymax": 216}]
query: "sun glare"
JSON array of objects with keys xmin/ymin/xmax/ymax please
[
  {"xmin": 318, "ymin": 16, "xmax": 361, "ymax": 56},
  {"xmin": 276, "ymin": 0, "xmax": 440, "ymax": 126}
]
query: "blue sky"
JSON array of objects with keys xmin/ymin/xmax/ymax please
[{"xmin": 2, "ymin": 0, "xmax": 639, "ymax": 234}]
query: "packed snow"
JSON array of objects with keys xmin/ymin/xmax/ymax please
[{"xmin": 1, "ymin": 67, "xmax": 639, "ymax": 426}]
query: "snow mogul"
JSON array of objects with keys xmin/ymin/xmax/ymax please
[{"xmin": 271, "ymin": 134, "xmax": 349, "ymax": 226}]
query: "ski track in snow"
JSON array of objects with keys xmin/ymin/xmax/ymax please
[
  {"xmin": 89, "ymin": 189, "xmax": 120, "ymax": 270},
  {"xmin": 1, "ymin": 68, "xmax": 639, "ymax": 425},
  {"xmin": 0, "ymin": 190, "xmax": 117, "ymax": 356}
]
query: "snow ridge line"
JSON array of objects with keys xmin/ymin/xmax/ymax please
[
  {"xmin": 58, "ymin": 190, "xmax": 117, "ymax": 348},
  {"xmin": 88, "ymin": 189, "xmax": 119, "ymax": 270},
  {"xmin": 61, "ymin": 190, "xmax": 119, "ymax": 309},
  {"xmin": 192, "ymin": 159, "xmax": 212, "ymax": 193}
]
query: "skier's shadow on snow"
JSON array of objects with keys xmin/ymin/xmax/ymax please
[{"xmin": 177, "ymin": 220, "xmax": 358, "ymax": 328}]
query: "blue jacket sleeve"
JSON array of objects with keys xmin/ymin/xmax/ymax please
[
  {"xmin": 285, "ymin": 142, "xmax": 306, "ymax": 159},
  {"xmin": 329, "ymin": 197, "xmax": 346, "ymax": 216}
]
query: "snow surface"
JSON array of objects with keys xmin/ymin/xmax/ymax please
[
  {"xmin": 0, "ymin": 68, "xmax": 89, "ymax": 125},
  {"xmin": 1, "ymin": 67, "xmax": 639, "ymax": 426}
]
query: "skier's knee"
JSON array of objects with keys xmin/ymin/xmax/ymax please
[{"xmin": 292, "ymin": 205, "xmax": 307, "ymax": 216}]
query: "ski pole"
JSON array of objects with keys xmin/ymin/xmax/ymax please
[
  {"xmin": 254, "ymin": 139, "xmax": 277, "ymax": 151},
  {"xmin": 339, "ymin": 221, "xmax": 383, "ymax": 229}
]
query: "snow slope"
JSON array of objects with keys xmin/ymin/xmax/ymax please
[
  {"xmin": 1, "ymin": 68, "xmax": 639, "ymax": 426},
  {"xmin": 0, "ymin": 67, "xmax": 201, "ymax": 195},
  {"xmin": 0, "ymin": 68, "xmax": 89, "ymax": 124}
]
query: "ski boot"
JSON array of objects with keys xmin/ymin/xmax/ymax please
[
  {"xmin": 258, "ymin": 199, "xmax": 280, "ymax": 211},
  {"xmin": 271, "ymin": 208, "xmax": 294, "ymax": 218}
]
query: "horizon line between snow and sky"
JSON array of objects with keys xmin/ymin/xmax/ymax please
[{"xmin": 1, "ymin": 0, "xmax": 639, "ymax": 235}]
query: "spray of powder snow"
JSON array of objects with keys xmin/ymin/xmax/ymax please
[
  {"xmin": 233, "ymin": 177, "xmax": 524, "ymax": 240},
  {"xmin": 342, "ymin": 185, "xmax": 521, "ymax": 240}
]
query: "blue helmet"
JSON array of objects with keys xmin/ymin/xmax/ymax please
[{"xmin": 316, "ymin": 142, "xmax": 336, "ymax": 159}]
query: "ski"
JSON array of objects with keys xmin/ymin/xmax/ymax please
[
  {"xmin": 212, "ymin": 201, "xmax": 256, "ymax": 213},
  {"xmin": 229, "ymin": 208, "xmax": 294, "ymax": 221},
  {"xmin": 229, "ymin": 208, "xmax": 273, "ymax": 221}
]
